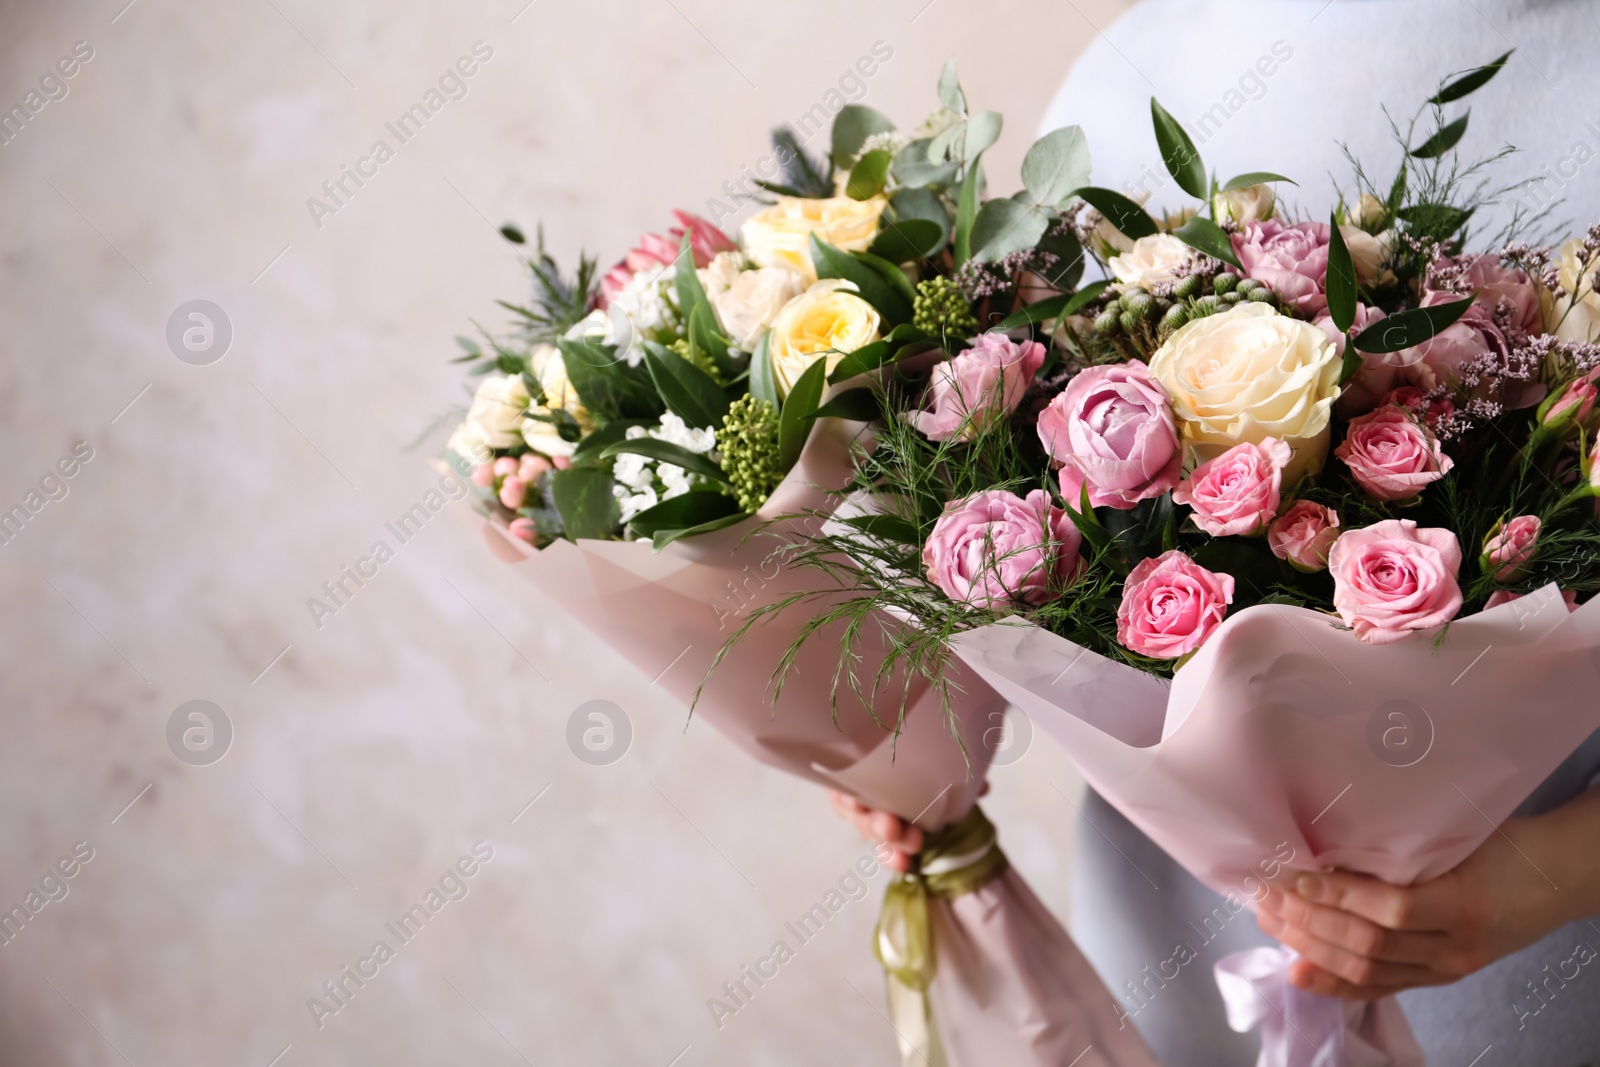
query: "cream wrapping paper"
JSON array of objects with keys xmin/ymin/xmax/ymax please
[
  {"xmin": 478, "ymin": 417, "xmax": 1158, "ymax": 1067},
  {"xmin": 950, "ymin": 583, "xmax": 1600, "ymax": 1067}
]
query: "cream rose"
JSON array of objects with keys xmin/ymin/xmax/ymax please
[
  {"xmin": 1339, "ymin": 225, "xmax": 1396, "ymax": 287},
  {"xmin": 1348, "ymin": 192, "xmax": 1388, "ymax": 231},
  {"xmin": 520, "ymin": 351, "xmax": 594, "ymax": 458},
  {"xmin": 1549, "ymin": 237, "xmax": 1600, "ymax": 343},
  {"xmin": 767, "ymin": 279, "xmax": 882, "ymax": 397},
  {"xmin": 1108, "ymin": 234, "xmax": 1194, "ymax": 289},
  {"xmin": 1212, "ymin": 184, "xmax": 1276, "ymax": 225},
  {"xmin": 699, "ymin": 252, "xmax": 807, "ymax": 351},
  {"xmin": 741, "ymin": 196, "xmax": 887, "ymax": 280},
  {"xmin": 447, "ymin": 374, "xmax": 530, "ymax": 464},
  {"xmin": 1149, "ymin": 302, "xmax": 1342, "ymax": 480}
]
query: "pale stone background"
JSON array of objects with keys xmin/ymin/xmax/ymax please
[{"xmin": 0, "ymin": 1, "xmax": 1129, "ymax": 1063}]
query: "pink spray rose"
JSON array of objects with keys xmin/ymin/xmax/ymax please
[
  {"xmin": 1335, "ymin": 405, "xmax": 1453, "ymax": 502},
  {"xmin": 600, "ymin": 211, "xmax": 735, "ymax": 305},
  {"xmin": 1328, "ymin": 519, "xmax": 1463, "ymax": 644},
  {"xmin": 1231, "ymin": 220, "xmax": 1331, "ymax": 313},
  {"xmin": 1460, "ymin": 254, "xmax": 1543, "ymax": 336},
  {"xmin": 1116, "ymin": 550, "xmax": 1235, "ymax": 660},
  {"xmin": 1482, "ymin": 515, "xmax": 1541, "ymax": 581},
  {"xmin": 923, "ymin": 489, "xmax": 1082, "ymax": 609},
  {"xmin": 1396, "ymin": 291, "xmax": 1544, "ymax": 410},
  {"xmin": 1037, "ymin": 361, "xmax": 1182, "ymax": 509},
  {"xmin": 1485, "ymin": 588, "xmax": 1577, "ymax": 612},
  {"xmin": 909, "ymin": 334, "xmax": 1046, "ymax": 441},
  {"xmin": 1173, "ymin": 437, "xmax": 1292, "ymax": 537},
  {"xmin": 1540, "ymin": 371, "xmax": 1600, "ymax": 433},
  {"xmin": 1268, "ymin": 500, "xmax": 1341, "ymax": 572},
  {"xmin": 1383, "ymin": 387, "xmax": 1456, "ymax": 435}
]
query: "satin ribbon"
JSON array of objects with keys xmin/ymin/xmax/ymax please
[
  {"xmin": 1214, "ymin": 946, "xmax": 1424, "ymax": 1067},
  {"xmin": 874, "ymin": 804, "xmax": 1009, "ymax": 1067}
]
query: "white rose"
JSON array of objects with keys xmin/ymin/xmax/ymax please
[
  {"xmin": 1339, "ymin": 225, "xmax": 1397, "ymax": 287},
  {"xmin": 706, "ymin": 262, "xmax": 807, "ymax": 350},
  {"xmin": 447, "ymin": 374, "xmax": 529, "ymax": 464},
  {"xmin": 1549, "ymin": 237, "xmax": 1600, "ymax": 344},
  {"xmin": 1212, "ymin": 184, "xmax": 1276, "ymax": 225},
  {"xmin": 1149, "ymin": 302, "xmax": 1342, "ymax": 481},
  {"xmin": 1348, "ymin": 192, "xmax": 1388, "ymax": 231},
  {"xmin": 520, "ymin": 350, "xmax": 593, "ymax": 458},
  {"xmin": 1107, "ymin": 234, "xmax": 1194, "ymax": 289}
]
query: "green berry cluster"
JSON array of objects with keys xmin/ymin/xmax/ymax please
[
  {"xmin": 1092, "ymin": 272, "xmax": 1280, "ymax": 345},
  {"xmin": 718, "ymin": 395, "xmax": 783, "ymax": 512},
  {"xmin": 912, "ymin": 276, "xmax": 979, "ymax": 339},
  {"xmin": 670, "ymin": 337, "xmax": 728, "ymax": 385}
]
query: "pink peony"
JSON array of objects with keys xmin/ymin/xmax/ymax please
[
  {"xmin": 1037, "ymin": 362, "xmax": 1182, "ymax": 509},
  {"xmin": 1268, "ymin": 500, "xmax": 1341, "ymax": 572},
  {"xmin": 1482, "ymin": 515, "xmax": 1540, "ymax": 581},
  {"xmin": 1460, "ymin": 254, "xmax": 1543, "ymax": 336},
  {"xmin": 1232, "ymin": 220, "xmax": 1331, "ymax": 313},
  {"xmin": 1173, "ymin": 438, "xmax": 1291, "ymax": 537},
  {"xmin": 910, "ymin": 334, "xmax": 1046, "ymax": 441},
  {"xmin": 1396, "ymin": 292, "xmax": 1544, "ymax": 411},
  {"xmin": 1116, "ymin": 550, "xmax": 1235, "ymax": 660},
  {"xmin": 1328, "ymin": 519, "xmax": 1463, "ymax": 644},
  {"xmin": 923, "ymin": 489, "xmax": 1082, "ymax": 609},
  {"xmin": 600, "ymin": 211, "xmax": 736, "ymax": 306},
  {"xmin": 1485, "ymin": 588, "xmax": 1577, "ymax": 612},
  {"xmin": 1335, "ymin": 405, "xmax": 1453, "ymax": 502}
]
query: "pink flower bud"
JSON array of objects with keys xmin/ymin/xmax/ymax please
[
  {"xmin": 507, "ymin": 517, "xmax": 536, "ymax": 544},
  {"xmin": 518, "ymin": 453, "xmax": 552, "ymax": 483},
  {"xmin": 499, "ymin": 476, "xmax": 527, "ymax": 510},
  {"xmin": 471, "ymin": 463, "xmax": 495, "ymax": 488},
  {"xmin": 552, "ymin": 454, "xmax": 573, "ymax": 470},
  {"xmin": 493, "ymin": 456, "xmax": 518, "ymax": 477},
  {"xmin": 1482, "ymin": 515, "xmax": 1540, "ymax": 582}
]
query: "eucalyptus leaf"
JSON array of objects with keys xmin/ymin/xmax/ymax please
[
  {"xmin": 1220, "ymin": 171, "xmax": 1298, "ymax": 191},
  {"xmin": 1072, "ymin": 187, "xmax": 1158, "ymax": 240},
  {"xmin": 964, "ymin": 111, "xmax": 1003, "ymax": 160},
  {"xmin": 1430, "ymin": 50, "xmax": 1512, "ymax": 105},
  {"xmin": 1171, "ymin": 216, "xmax": 1242, "ymax": 269},
  {"xmin": 1325, "ymin": 212, "xmax": 1358, "ymax": 334},
  {"xmin": 969, "ymin": 198, "xmax": 1051, "ymax": 263},
  {"xmin": 1021, "ymin": 125, "xmax": 1092, "ymax": 207},
  {"xmin": 1351, "ymin": 297, "xmax": 1475, "ymax": 354},
  {"xmin": 1034, "ymin": 228, "xmax": 1085, "ymax": 292},
  {"xmin": 551, "ymin": 466, "xmax": 619, "ymax": 541},
  {"xmin": 937, "ymin": 58, "xmax": 966, "ymax": 115},
  {"xmin": 831, "ymin": 104, "xmax": 896, "ymax": 169},
  {"xmin": 600, "ymin": 438, "xmax": 729, "ymax": 484},
  {"xmin": 1410, "ymin": 112, "xmax": 1470, "ymax": 159},
  {"xmin": 1150, "ymin": 98, "xmax": 1207, "ymax": 199},
  {"xmin": 778, "ymin": 358, "xmax": 826, "ymax": 470},
  {"xmin": 891, "ymin": 139, "xmax": 960, "ymax": 188}
]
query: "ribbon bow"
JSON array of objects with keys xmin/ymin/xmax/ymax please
[{"xmin": 873, "ymin": 804, "xmax": 1009, "ymax": 1067}]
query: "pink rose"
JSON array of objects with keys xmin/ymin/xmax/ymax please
[
  {"xmin": 1232, "ymin": 220, "xmax": 1331, "ymax": 313},
  {"xmin": 1268, "ymin": 500, "xmax": 1341, "ymax": 572},
  {"xmin": 600, "ymin": 211, "xmax": 735, "ymax": 305},
  {"xmin": 507, "ymin": 517, "xmax": 537, "ymax": 544},
  {"xmin": 1318, "ymin": 304, "xmax": 1393, "ymax": 416},
  {"xmin": 1540, "ymin": 371, "xmax": 1600, "ymax": 432},
  {"xmin": 1173, "ymin": 437, "xmax": 1291, "ymax": 536},
  {"xmin": 1482, "ymin": 515, "xmax": 1540, "ymax": 581},
  {"xmin": 923, "ymin": 489, "xmax": 1082, "ymax": 609},
  {"xmin": 1460, "ymin": 254, "xmax": 1543, "ymax": 336},
  {"xmin": 1328, "ymin": 519, "xmax": 1463, "ymax": 644},
  {"xmin": 1383, "ymin": 387, "xmax": 1456, "ymax": 435},
  {"xmin": 1038, "ymin": 361, "xmax": 1182, "ymax": 509},
  {"xmin": 1116, "ymin": 550, "xmax": 1235, "ymax": 660},
  {"xmin": 1397, "ymin": 292, "xmax": 1544, "ymax": 410},
  {"xmin": 1485, "ymin": 588, "xmax": 1577, "ymax": 612},
  {"xmin": 1335, "ymin": 406, "xmax": 1453, "ymax": 502},
  {"xmin": 910, "ymin": 334, "xmax": 1046, "ymax": 441}
]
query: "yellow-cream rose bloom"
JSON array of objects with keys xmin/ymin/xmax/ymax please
[
  {"xmin": 1212, "ymin": 184, "xmax": 1276, "ymax": 225},
  {"xmin": 1340, "ymin": 225, "xmax": 1397, "ymax": 287},
  {"xmin": 1107, "ymin": 233, "xmax": 1193, "ymax": 289},
  {"xmin": 1149, "ymin": 302, "xmax": 1342, "ymax": 481},
  {"xmin": 520, "ymin": 350, "xmax": 594, "ymax": 458},
  {"xmin": 741, "ymin": 196, "xmax": 887, "ymax": 280},
  {"xmin": 447, "ymin": 374, "xmax": 530, "ymax": 464},
  {"xmin": 767, "ymin": 280, "xmax": 881, "ymax": 397},
  {"xmin": 1549, "ymin": 236, "xmax": 1600, "ymax": 343}
]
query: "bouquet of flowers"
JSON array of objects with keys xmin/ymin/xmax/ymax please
[{"xmin": 715, "ymin": 53, "xmax": 1600, "ymax": 1067}]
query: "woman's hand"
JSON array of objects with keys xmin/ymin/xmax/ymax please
[
  {"xmin": 828, "ymin": 790, "xmax": 923, "ymax": 873},
  {"xmin": 1257, "ymin": 786, "xmax": 1600, "ymax": 999}
]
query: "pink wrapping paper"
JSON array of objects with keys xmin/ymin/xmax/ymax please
[
  {"xmin": 950, "ymin": 583, "xmax": 1600, "ymax": 1067},
  {"xmin": 479, "ymin": 418, "xmax": 1158, "ymax": 1067}
]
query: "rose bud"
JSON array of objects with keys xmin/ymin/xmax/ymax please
[
  {"xmin": 1537, "ymin": 373, "xmax": 1599, "ymax": 436},
  {"xmin": 470, "ymin": 463, "xmax": 495, "ymax": 488},
  {"xmin": 499, "ymin": 476, "xmax": 528, "ymax": 510},
  {"xmin": 507, "ymin": 517, "xmax": 537, "ymax": 544},
  {"xmin": 1482, "ymin": 515, "xmax": 1540, "ymax": 582},
  {"xmin": 518, "ymin": 453, "xmax": 553, "ymax": 484},
  {"xmin": 493, "ymin": 455, "xmax": 519, "ymax": 478},
  {"xmin": 1268, "ymin": 500, "xmax": 1341, "ymax": 572}
]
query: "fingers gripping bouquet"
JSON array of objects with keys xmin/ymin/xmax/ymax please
[
  {"xmin": 437, "ymin": 61, "xmax": 1160, "ymax": 1067},
  {"xmin": 731, "ymin": 53, "xmax": 1600, "ymax": 1067}
]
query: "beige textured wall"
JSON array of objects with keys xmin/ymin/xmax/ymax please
[{"xmin": 0, "ymin": 1, "xmax": 1127, "ymax": 1063}]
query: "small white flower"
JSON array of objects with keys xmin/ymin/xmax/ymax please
[
  {"xmin": 653, "ymin": 412, "xmax": 717, "ymax": 454},
  {"xmin": 615, "ymin": 485, "xmax": 659, "ymax": 523},
  {"xmin": 611, "ymin": 453, "xmax": 654, "ymax": 490},
  {"xmin": 612, "ymin": 263, "xmax": 676, "ymax": 347},
  {"xmin": 658, "ymin": 463, "xmax": 693, "ymax": 499}
]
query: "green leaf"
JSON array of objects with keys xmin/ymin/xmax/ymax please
[
  {"xmin": 551, "ymin": 466, "xmax": 619, "ymax": 541},
  {"xmin": 1410, "ymin": 112, "xmax": 1470, "ymax": 159},
  {"xmin": 963, "ymin": 111, "xmax": 1003, "ymax": 159},
  {"xmin": 778, "ymin": 358, "xmax": 826, "ymax": 470},
  {"xmin": 806, "ymin": 387, "xmax": 879, "ymax": 422},
  {"xmin": 687, "ymin": 300, "xmax": 734, "ymax": 381},
  {"xmin": 831, "ymin": 104, "xmax": 896, "ymax": 169},
  {"xmin": 1171, "ymin": 216, "xmax": 1242, "ymax": 269},
  {"xmin": 969, "ymin": 197, "xmax": 1052, "ymax": 263},
  {"xmin": 570, "ymin": 418, "xmax": 655, "ymax": 463},
  {"xmin": 852, "ymin": 249, "xmax": 918, "ymax": 308},
  {"xmin": 891, "ymin": 139, "xmax": 959, "ymax": 188},
  {"xmin": 600, "ymin": 438, "xmax": 729, "ymax": 485},
  {"xmin": 628, "ymin": 489, "xmax": 742, "ymax": 537},
  {"xmin": 500, "ymin": 223, "xmax": 526, "ymax": 244},
  {"xmin": 1034, "ymin": 228, "xmax": 1085, "ymax": 292},
  {"xmin": 839, "ymin": 513, "xmax": 920, "ymax": 546},
  {"xmin": 1325, "ymin": 212, "xmax": 1358, "ymax": 334},
  {"xmin": 1338, "ymin": 341, "xmax": 1364, "ymax": 388},
  {"xmin": 1387, "ymin": 165, "xmax": 1409, "ymax": 212},
  {"xmin": 953, "ymin": 151, "xmax": 985, "ymax": 267},
  {"xmin": 937, "ymin": 58, "xmax": 966, "ymax": 115},
  {"xmin": 869, "ymin": 218, "xmax": 944, "ymax": 264},
  {"xmin": 1150, "ymin": 98, "xmax": 1207, "ymax": 200},
  {"xmin": 827, "ymin": 340, "xmax": 892, "ymax": 384},
  {"xmin": 652, "ymin": 510, "xmax": 752, "ymax": 549},
  {"xmin": 1352, "ymin": 297, "xmax": 1476, "ymax": 354},
  {"xmin": 1430, "ymin": 50, "xmax": 1512, "ymax": 105},
  {"xmin": 556, "ymin": 337, "xmax": 663, "ymax": 421},
  {"xmin": 1021, "ymin": 125, "xmax": 1091, "ymax": 207},
  {"xmin": 846, "ymin": 149, "xmax": 893, "ymax": 200},
  {"xmin": 748, "ymin": 331, "xmax": 779, "ymax": 408},
  {"xmin": 995, "ymin": 280, "xmax": 1109, "ymax": 329},
  {"xmin": 1396, "ymin": 202, "xmax": 1473, "ymax": 240},
  {"xmin": 642, "ymin": 341, "xmax": 731, "ymax": 429},
  {"xmin": 675, "ymin": 233, "xmax": 709, "ymax": 327},
  {"xmin": 1072, "ymin": 187, "xmax": 1158, "ymax": 240},
  {"xmin": 454, "ymin": 335, "xmax": 482, "ymax": 356},
  {"xmin": 1220, "ymin": 171, "xmax": 1297, "ymax": 192},
  {"xmin": 809, "ymin": 234, "xmax": 914, "ymax": 324}
]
